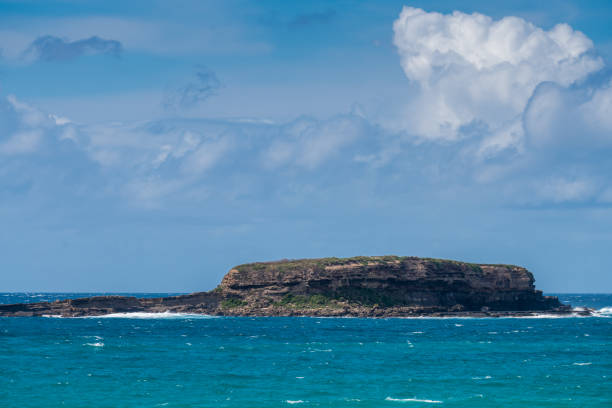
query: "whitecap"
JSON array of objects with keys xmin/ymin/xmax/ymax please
[
  {"xmin": 385, "ymin": 397, "xmax": 442, "ymax": 403},
  {"xmin": 515, "ymin": 314, "xmax": 583, "ymax": 319},
  {"xmin": 82, "ymin": 335, "xmax": 103, "ymax": 340},
  {"xmin": 573, "ymin": 362, "xmax": 592, "ymax": 366},
  {"xmin": 84, "ymin": 342, "xmax": 104, "ymax": 347},
  {"xmin": 286, "ymin": 400, "xmax": 305, "ymax": 404},
  {"xmin": 82, "ymin": 312, "xmax": 219, "ymax": 319},
  {"xmin": 595, "ymin": 306, "xmax": 612, "ymax": 316}
]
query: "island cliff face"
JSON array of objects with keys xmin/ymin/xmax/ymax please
[{"xmin": 0, "ymin": 256, "xmax": 574, "ymax": 317}]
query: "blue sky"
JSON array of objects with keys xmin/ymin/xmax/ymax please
[{"xmin": 1, "ymin": 0, "xmax": 612, "ymax": 292}]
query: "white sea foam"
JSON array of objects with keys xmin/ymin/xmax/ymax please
[
  {"xmin": 392, "ymin": 314, "xmax": 579, "ymax": 319},
  {"xmin": 508, "ymin": 313, "xmax": 590, "ymax": 319},
  {"xmin": 34, "ymin": 306, "xmax": 612, "ymax": 319},
  {"xmin": 84, "ymin": 312, "xmax": 219, "ymax": 319},
  {"xmin": 385, "ymin": 397, "xmax": 442, "ymax": 403},
  {"xmin": 286, "ymin": 400, "xmax": 305, "ymax": 404},
  {"xmin": 390, "ymin": 306, "xmax": 612, "ymax": 319},
  {"xmin": 595, "ymin": 306, "xmax": 612, "ymax": 316},
  {"xmin": 84, "ymin": 342, "xmax": 104, "ymax": 347},
  {"xmin": 81, "ymin": 335, "xmax": 103, "ymax": 340},
  {"xmin": 573, "ymin": 362, "xmax": 592, "ymax": 366}
]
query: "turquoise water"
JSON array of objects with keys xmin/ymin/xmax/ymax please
[{"xmin": 1, "ymin": 294, "xmax": 610, "ymax": 407}]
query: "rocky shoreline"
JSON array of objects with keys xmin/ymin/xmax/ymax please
[{"xmin": 0, "ymin": 256, "xmax": 588, "ymax": 318}]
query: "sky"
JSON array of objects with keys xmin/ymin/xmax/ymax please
[{"xmin": 1, "ymin": 0, "xmax": 612, "ymax": 293}]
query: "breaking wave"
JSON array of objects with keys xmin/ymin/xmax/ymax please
[
  {"xmin": 85, "ymin": 312, "xmax": 218, "ymax": 319},
  {"xmin": 386, "ymin": 397, "xmax": 443, "ymax": 403}
]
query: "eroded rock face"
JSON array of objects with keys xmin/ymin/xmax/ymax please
[
  {"xmin": 0, "ymin": 256, "xmax": 573, "ymax": 317},
  {"xmin": 219, "ymin": 256, "xmax": 562, "ymax": 312}
]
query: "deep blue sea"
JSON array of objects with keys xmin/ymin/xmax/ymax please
[{"xmin": 1, "ymin": 293, "xmax": 610, "ymax": 407}]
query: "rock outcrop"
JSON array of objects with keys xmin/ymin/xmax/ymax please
[{"xmin": 0, "ymin": 256, "xmax": 579, "ymax": 317}]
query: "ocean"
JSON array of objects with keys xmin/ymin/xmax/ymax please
[{"xmin": 1, "ymin": 293, "xmax": 610, "ymax": 407}]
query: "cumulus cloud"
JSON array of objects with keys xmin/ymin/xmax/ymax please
[
  {"xmin": 0, "ymin": 93, "xmax": 374, "ymax": 208},
  {"xmin": 78, "ymin": 113, "xmax": 370, "ymax": 206},
  {"xmin": 0, "ymin": 95, "xmax": 67, "ymax": 155},
  {"xmin": 3, "ymin": 7, "xmax": 612, "ymax": 209},
  {"xmin": 163, "ymin": 66, "xmax": 222, "ymax": 111},
  {"xmin": 392, "ymin": 7, "xmax": 603, "ymax": 145},
  {"xmin": 524, "ymin": 78, "xmax": 612, "ymax": 149},
  {"xmin": 23, "ymin": 35, "xmax": 122, "ymax": 62},
  {"xmin": 2, "ymin": 86, "xmax": 612, "ymax": 210}
]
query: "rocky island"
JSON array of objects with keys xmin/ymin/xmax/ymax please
[{"xmin": 0, "ymin": 256, "xmax": 583, "ymax": 317}]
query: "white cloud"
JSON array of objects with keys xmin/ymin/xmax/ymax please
[
  {"xmin": 72, "ymin": 113, "xmax": 369, "ymax": 206},
  {"xmin": 181, "ymin": 136, "xmax": 232, "ymax": 175},
  {"xmin": 0, "ymin": 92, "xmax": 377, "ymax": 207},
  {"xmin": 0, "ymin": 130, "xmax": 43, "ymax": 154},
  {"xmin": 476, "ymin": 119, "xmax": 525, "ymax": 158},
  {"xmin": 525, "ymin": 79, "xmax": 612, "ymax": 149},
  {"xmin": 6, "ymin": 95, "xmax": 49, "ymax": 127},
  {"xmin": 392, "ymin": 7, "xmax": 603, "ymax": 144},
  {"xmin": 0, "ymin": 95, "xmax": 59, "ymax": 155},
  {"xmin": 537, "ymin": 178, "xmax": 597, "ymax": 203},
  {"xmin": 123, "ymin": 177, "xmax": 190, "ymax": 209},
  {"xmin": 263, "ymin": 115, "xmax": 366, "ymax": 170}
]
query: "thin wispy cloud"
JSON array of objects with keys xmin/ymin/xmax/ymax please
[
  {"xmin": 23, "ymin": 35, "xmax": 123, "ymax": 62},
  {"xmin": 163, "ymin": 66, "xmax": 222, "ymax": 111}
]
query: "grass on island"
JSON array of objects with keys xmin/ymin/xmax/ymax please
[
  {"xmin": 234, "ymin": 256, "xmax": 522, "ymax": 275},
  {"xmin": 221, "ymin": 298, "xmax": 248, "ymax": 308},
  {"xmin": 235, "ymin": 256, "xmax": 411, "ymax": 273},
  {"xmin": 272, "ymin": 293, "xmax": 345, "ymax": 309},
  {"xmin": 273, "ymin": 289, "xmax": 399, "ymax": 309}
]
